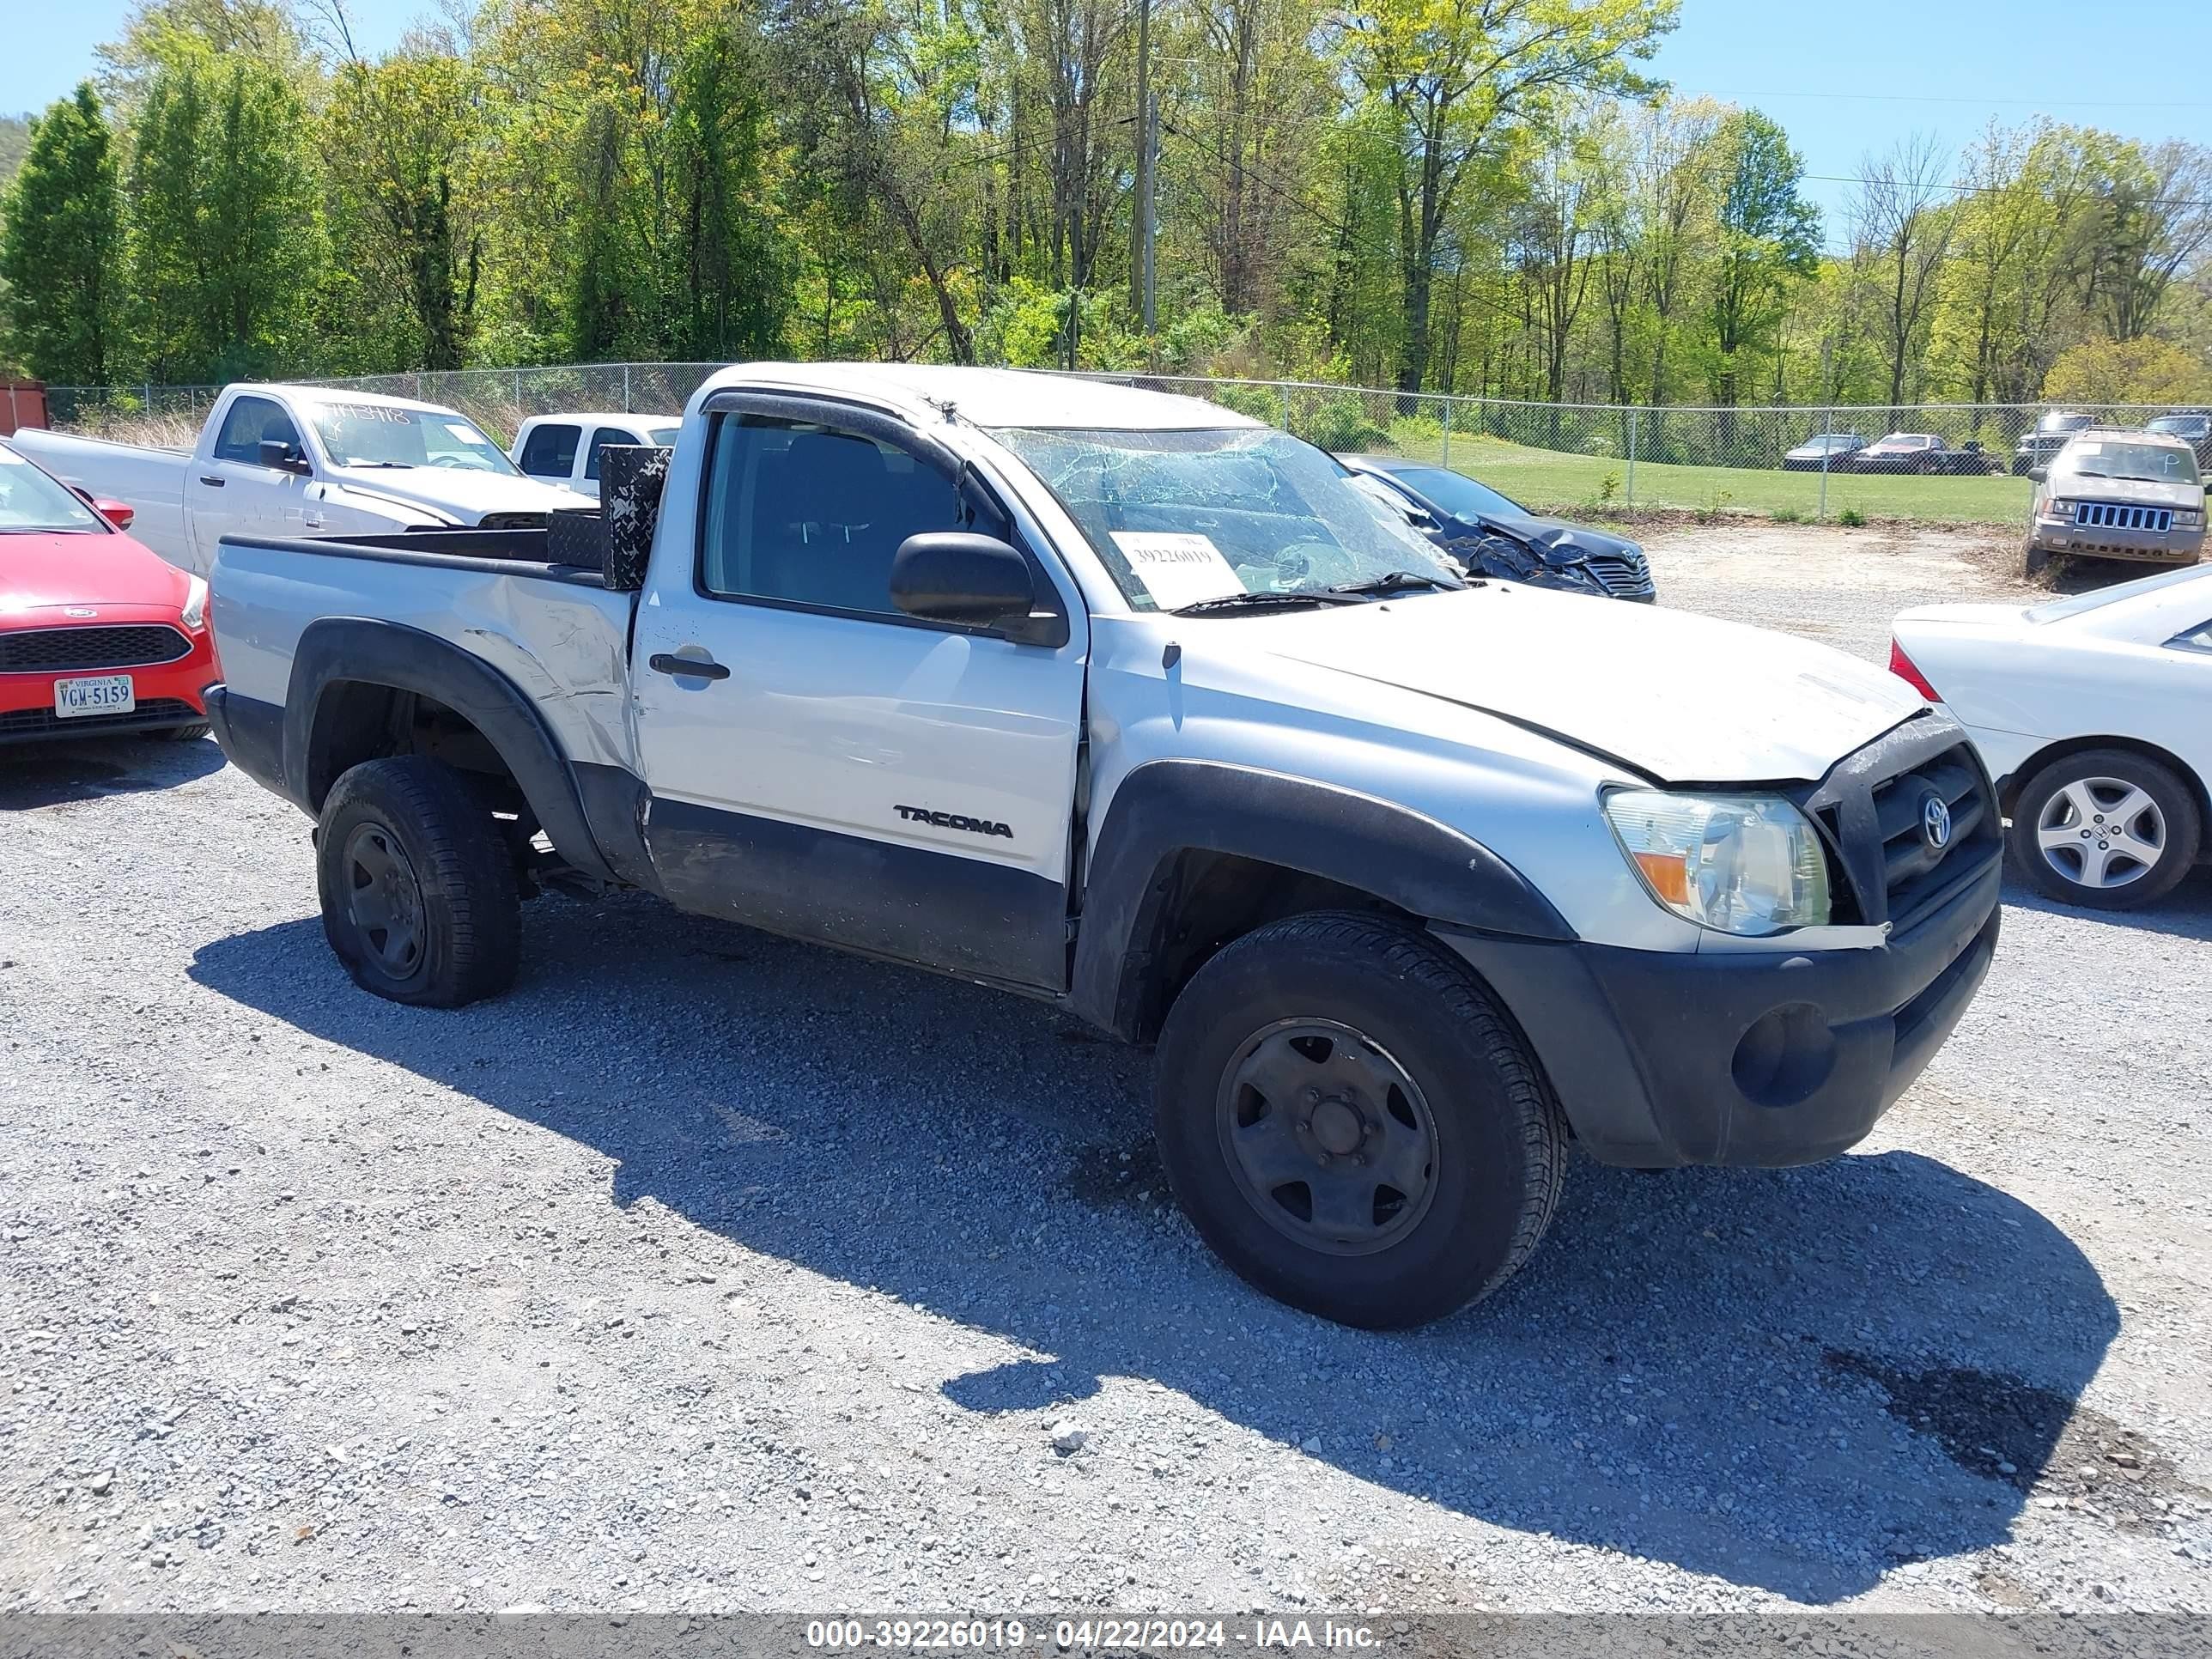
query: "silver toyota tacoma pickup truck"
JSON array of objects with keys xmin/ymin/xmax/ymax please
[{"xmin": 202, "ymin": 364, "xmax": 2002, "ymax": 1328}]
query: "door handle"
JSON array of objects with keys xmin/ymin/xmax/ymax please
[
  {"xmin": 648, "ymin": 653, "xmax": 730, "ymax": 681},
  {"xmin": 198, "ymin": 475, "xmax": 226, "ymax": 487}
]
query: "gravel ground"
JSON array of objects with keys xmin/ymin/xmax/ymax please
[{"xmin": 3, "ymin": 524, "xmax": 2209, "ymax": 1620}]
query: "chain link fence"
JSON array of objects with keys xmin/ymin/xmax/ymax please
[
  {"xmin": 1087, "ymin": 375, "xmax": 2212, "ymax": 529},
  {"xmin": 42, "ymin": 363, "xmax": 725, "ymax": 452},
  {"xmin": 42, "ymin": 363, "xmax": 2212, "ymax": 530}
]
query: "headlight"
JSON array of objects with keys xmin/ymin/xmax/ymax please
[
  {"xmin": 1603, "ymin": 790, "xmax": 1832, "ymax": 935},
  {"xmin": 2039, "ymin": 498, "xmax": 2073, "ymax": 526},
  {"xmin": 180, "ymin": 575, "xmax": 210, "ymax": 631},
  {"xmin": 2175, "ymin": 508, "xmax": 2203, "ymax": 528}
]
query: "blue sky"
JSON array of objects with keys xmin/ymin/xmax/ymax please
[{"xmin": 9, "ymin": 0, "xmax": 2210, "ymax": 251}]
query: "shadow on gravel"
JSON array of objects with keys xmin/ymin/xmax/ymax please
[
  {"xmin": 191, "ymin": 896, "xmax": 2118, "ymax": 1604},
  {"xmin": 0, "ymin": 733, "xmax": 223, "ymax": 811}
]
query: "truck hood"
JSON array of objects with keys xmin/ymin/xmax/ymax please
[
  {"xmin": 326, "ymin": 466, "xmax": 591, "ymax": 524},
  {"xmin": 1220, "ymin": 586, "xmax": 1925, "ymax": 784}
]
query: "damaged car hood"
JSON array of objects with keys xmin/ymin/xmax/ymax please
[{"xmin": 1220, "ymin": 585, "xmax": 1926, "ymax": 784}]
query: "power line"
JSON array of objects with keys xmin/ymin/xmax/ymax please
[
  {"xmin": 1675, "ymin": 86, "xmax": 2212, "ymax": 112},
  {"xmin": 1801, "ymin": 172, "xmax": 2212, "ymax": 211}
]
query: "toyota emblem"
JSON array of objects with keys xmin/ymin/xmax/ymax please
[{"xmin": 1922, "ymin": 793, "xmax": 1953, "ymax": 852}]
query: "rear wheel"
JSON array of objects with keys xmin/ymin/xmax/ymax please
[
  {"xmin": 1152, "ymin": 912, "xmax": 1565, "ymax": 1329},
  {"xmin": 315, "ymin": 756, "xmax": 520, "ymax": 1006},
  {"xmin": 2007, "ymin": 749, "xmax": 2200, "ymax": 910}
]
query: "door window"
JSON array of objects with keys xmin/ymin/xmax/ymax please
[
  {"xmin": 519, "ymin": 422, "xmax": 581, "ymax": 478},
  {"xmin": 584, "ymin": 426, "xmax": 645, "ymax": 482},
  {"xmin": 699, "ymin": 415, "xmax": 969, "ymax": 617},
  {"xmin": 212, "ymin": 396, "xmax": 304, "ymax": 465}
]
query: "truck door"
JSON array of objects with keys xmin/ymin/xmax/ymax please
[
  {"xmin": 189, "ymin": 393, "xmax": 313, "ymax": 554},
  {"xmin": 630, "ymin": 402, "xmax": 1087, "ymax": 993}
]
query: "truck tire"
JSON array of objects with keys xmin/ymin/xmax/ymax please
[
  {"xmin": 1152, "ymin": 912, "xmax": 1565, "ymax": 1328},
  {"xmin": 2006, "ymin": 748, "xmax": 2200, "ymax": 910},
  {"xmin": 315, "ymin": 756, "xmax": 521, "ymax": 1007}
]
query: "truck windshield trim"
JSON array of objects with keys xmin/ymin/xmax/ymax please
[{"xmin": 994, "ymin": 426, "xmax": 1459, "ymax": 614}]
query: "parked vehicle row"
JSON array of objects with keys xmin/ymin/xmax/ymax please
[
  {"xmin": 10, "ymin": 384, "xmax": 592, "ymax": 577},
  {"xmin": 1779, "ymin": 431, "xmax": 2002, "ymax": 476}
]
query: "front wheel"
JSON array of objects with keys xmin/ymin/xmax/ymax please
[
  {"xmin": 2007, "ymin": 749, "xmax": 2201, "ymax": 910},
  {"xmin": 1152, "ymin": 912, "xmax": 1566, "ymax": 1328},
  {"xmin": 316, "ymin": 755, "xmax": 521, "ymax": 1006}
]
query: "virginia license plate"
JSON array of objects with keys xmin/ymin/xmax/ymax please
[{"xmin": 53, "ymin": 675, "xmax": 136, "ymax": 718}]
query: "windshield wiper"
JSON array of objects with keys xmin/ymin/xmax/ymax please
[
  {"xmin": 346, "ymin": 460, "xmax": 414, "ymax": 469},
  {"xmin": 2072, "ymin": 469, "xmax": 2110, "ymax": 478},
  {"xmin": 1171, "ymin": 589, "xmax": 1364, "ymax": 616},
  {"xmin": 1327, "ymin": 569, "xmax": 1465, "ymax": 597}
]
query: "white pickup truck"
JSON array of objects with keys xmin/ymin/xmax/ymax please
[
  {"xmin": 14, "ymin": 383, "xmax": 590, "ymax": 576},
  {"xmin": 203, "ymin": 363, "xmax": 2002, "ymax": 1328},
  {"xmin": 513, "ymin": 410, "xmax": 681, "ymax": 499}
]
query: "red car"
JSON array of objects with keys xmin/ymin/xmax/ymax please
[{"xmin": 2, "ymin": 441, "xmax": 219, "ymax": 743}]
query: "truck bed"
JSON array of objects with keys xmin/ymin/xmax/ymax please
[
  {"xmin": 211, "ymin": 528, "xmax": 639, "ymax": 774},
  {"xmin": 11, "ymin": 426, "xmax": 196, "ymax": 569}
]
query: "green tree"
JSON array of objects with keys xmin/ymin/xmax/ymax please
[
  {"xmin": 0, "ymin": 84, "xmax": 124, "ymax": 383},
  {"xmin": 1705, "ymin": 108, "xmax": 1818, "ymax": 404},
  {"xmin": 125, "ymin": 59, "xmax": 324, "ymax": 381},
  {"xmin": 1336, "ymin": 0, "xmax": 1676, "ymax": 395},
  {"xmin": 323, "ymin": 41, "xmax": 489, "ymax": 370}
]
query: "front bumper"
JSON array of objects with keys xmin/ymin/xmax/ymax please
[
  {"xmin": 0, "ymin": 615, "xmax": 218, "ymax": 743},
  {"xmin": 2027, "ymin": 522, "xmax": 2203, "ymax": 563},
  {"xmin": 1435, "ymin": 857, "xmax": 2001, "ymax": 1168}
]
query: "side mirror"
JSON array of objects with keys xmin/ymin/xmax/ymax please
[
  {"xmin": 2027, "ymin": 465, "xmax": 2048, "ymax": 483},
  {"xmin": 891, "ymin": 532, "xmax": 1036, "ymax": 630},
  {"xmin": 258, "ymin": 439, "xmax": 311, "ymax": 475},
  {"xmin": 94, "ymin": 497, "xmax": 136, "ymax": 531}
]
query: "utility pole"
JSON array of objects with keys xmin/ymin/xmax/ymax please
[{"xmin": 1133, "ymin": 0, "xmax": 1158, "ymax": 345}]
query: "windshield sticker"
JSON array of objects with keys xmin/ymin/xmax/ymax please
[
  {"xmin": 1110, "ymin": 532, "xmax": 1243, "ymax": 610},
  {"xmin": 443, "ymin": 422, "xmax": 480, "ymax": 443},
  {"xmin": 325, "ymin": 404, "xmax": 413, "ymax": 425}
]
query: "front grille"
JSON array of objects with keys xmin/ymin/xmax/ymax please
[
  {"xmin": 2074, "ymin": 501, "xmax": 2172, "ymax": 533},
  {"xmin": 1869, "ymin": 748, "xmax": 1993, "ymax": 933},
  {"xmin": 478, "ymin": 512, "xmax": 549, "ymax": 532},
  {"xmin": 0, "ymin": 698, "xmax": 197, "ymax": 738},
  {"xmin": 1579, "ymin": 552, "xmax": 1656, "ymax": 598},
  {"xmin": 1803, "ymin": 723, "xmax": 1999, "ymax": 933},
  {"xmin": 0, "ymin": 625, "xmax": 192, "ymax": 673}
]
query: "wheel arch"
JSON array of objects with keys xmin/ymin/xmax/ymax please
[
  {"xmin": 1068, "ymin": 760, "xmax": 1571, "ymax": 1043},
  {"xmin": 283, "ymin": 617, "xmax": 621, "ymax": 885},
  {"xmin": 2000, "ymin": 733, "xmax": 2212, "ymax": 839}
]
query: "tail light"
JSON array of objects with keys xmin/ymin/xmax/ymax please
[{"xmin": 1888, "ymin": 639, "xmax": 1941, "ymax": 702}]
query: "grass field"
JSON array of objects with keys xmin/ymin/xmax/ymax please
[{"xmin": 1390, "ymin": 434, "xmax": 2037, "ymax": 526}]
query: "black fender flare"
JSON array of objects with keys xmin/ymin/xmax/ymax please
[
  {"xmin": 283, "ymin": 617, "xmax": 620, "ymax": 885},
  {"xmin": 1068, "ymin": 759, "xmax": 1572, "ymax": 1041}
]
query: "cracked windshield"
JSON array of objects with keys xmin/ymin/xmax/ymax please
[{"xmin": 997, "ymin": 426, "xmax": 1461, "ymax": 612}]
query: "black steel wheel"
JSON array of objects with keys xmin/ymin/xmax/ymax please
[
  {"xmin": 316, "ymin": 756, "xmax": 520, "ymax": 1006},
  {"xmin": 337, "ymin": 822, "xmax": 428, "ymax": 979},
  {"xmin": 1218, "ymin": 1018, "xmax": 1442, "ymax": 1256},
  {"xmin": 1154, "ymin": 912, "xmax": 1565, "ymax": 1328}
]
